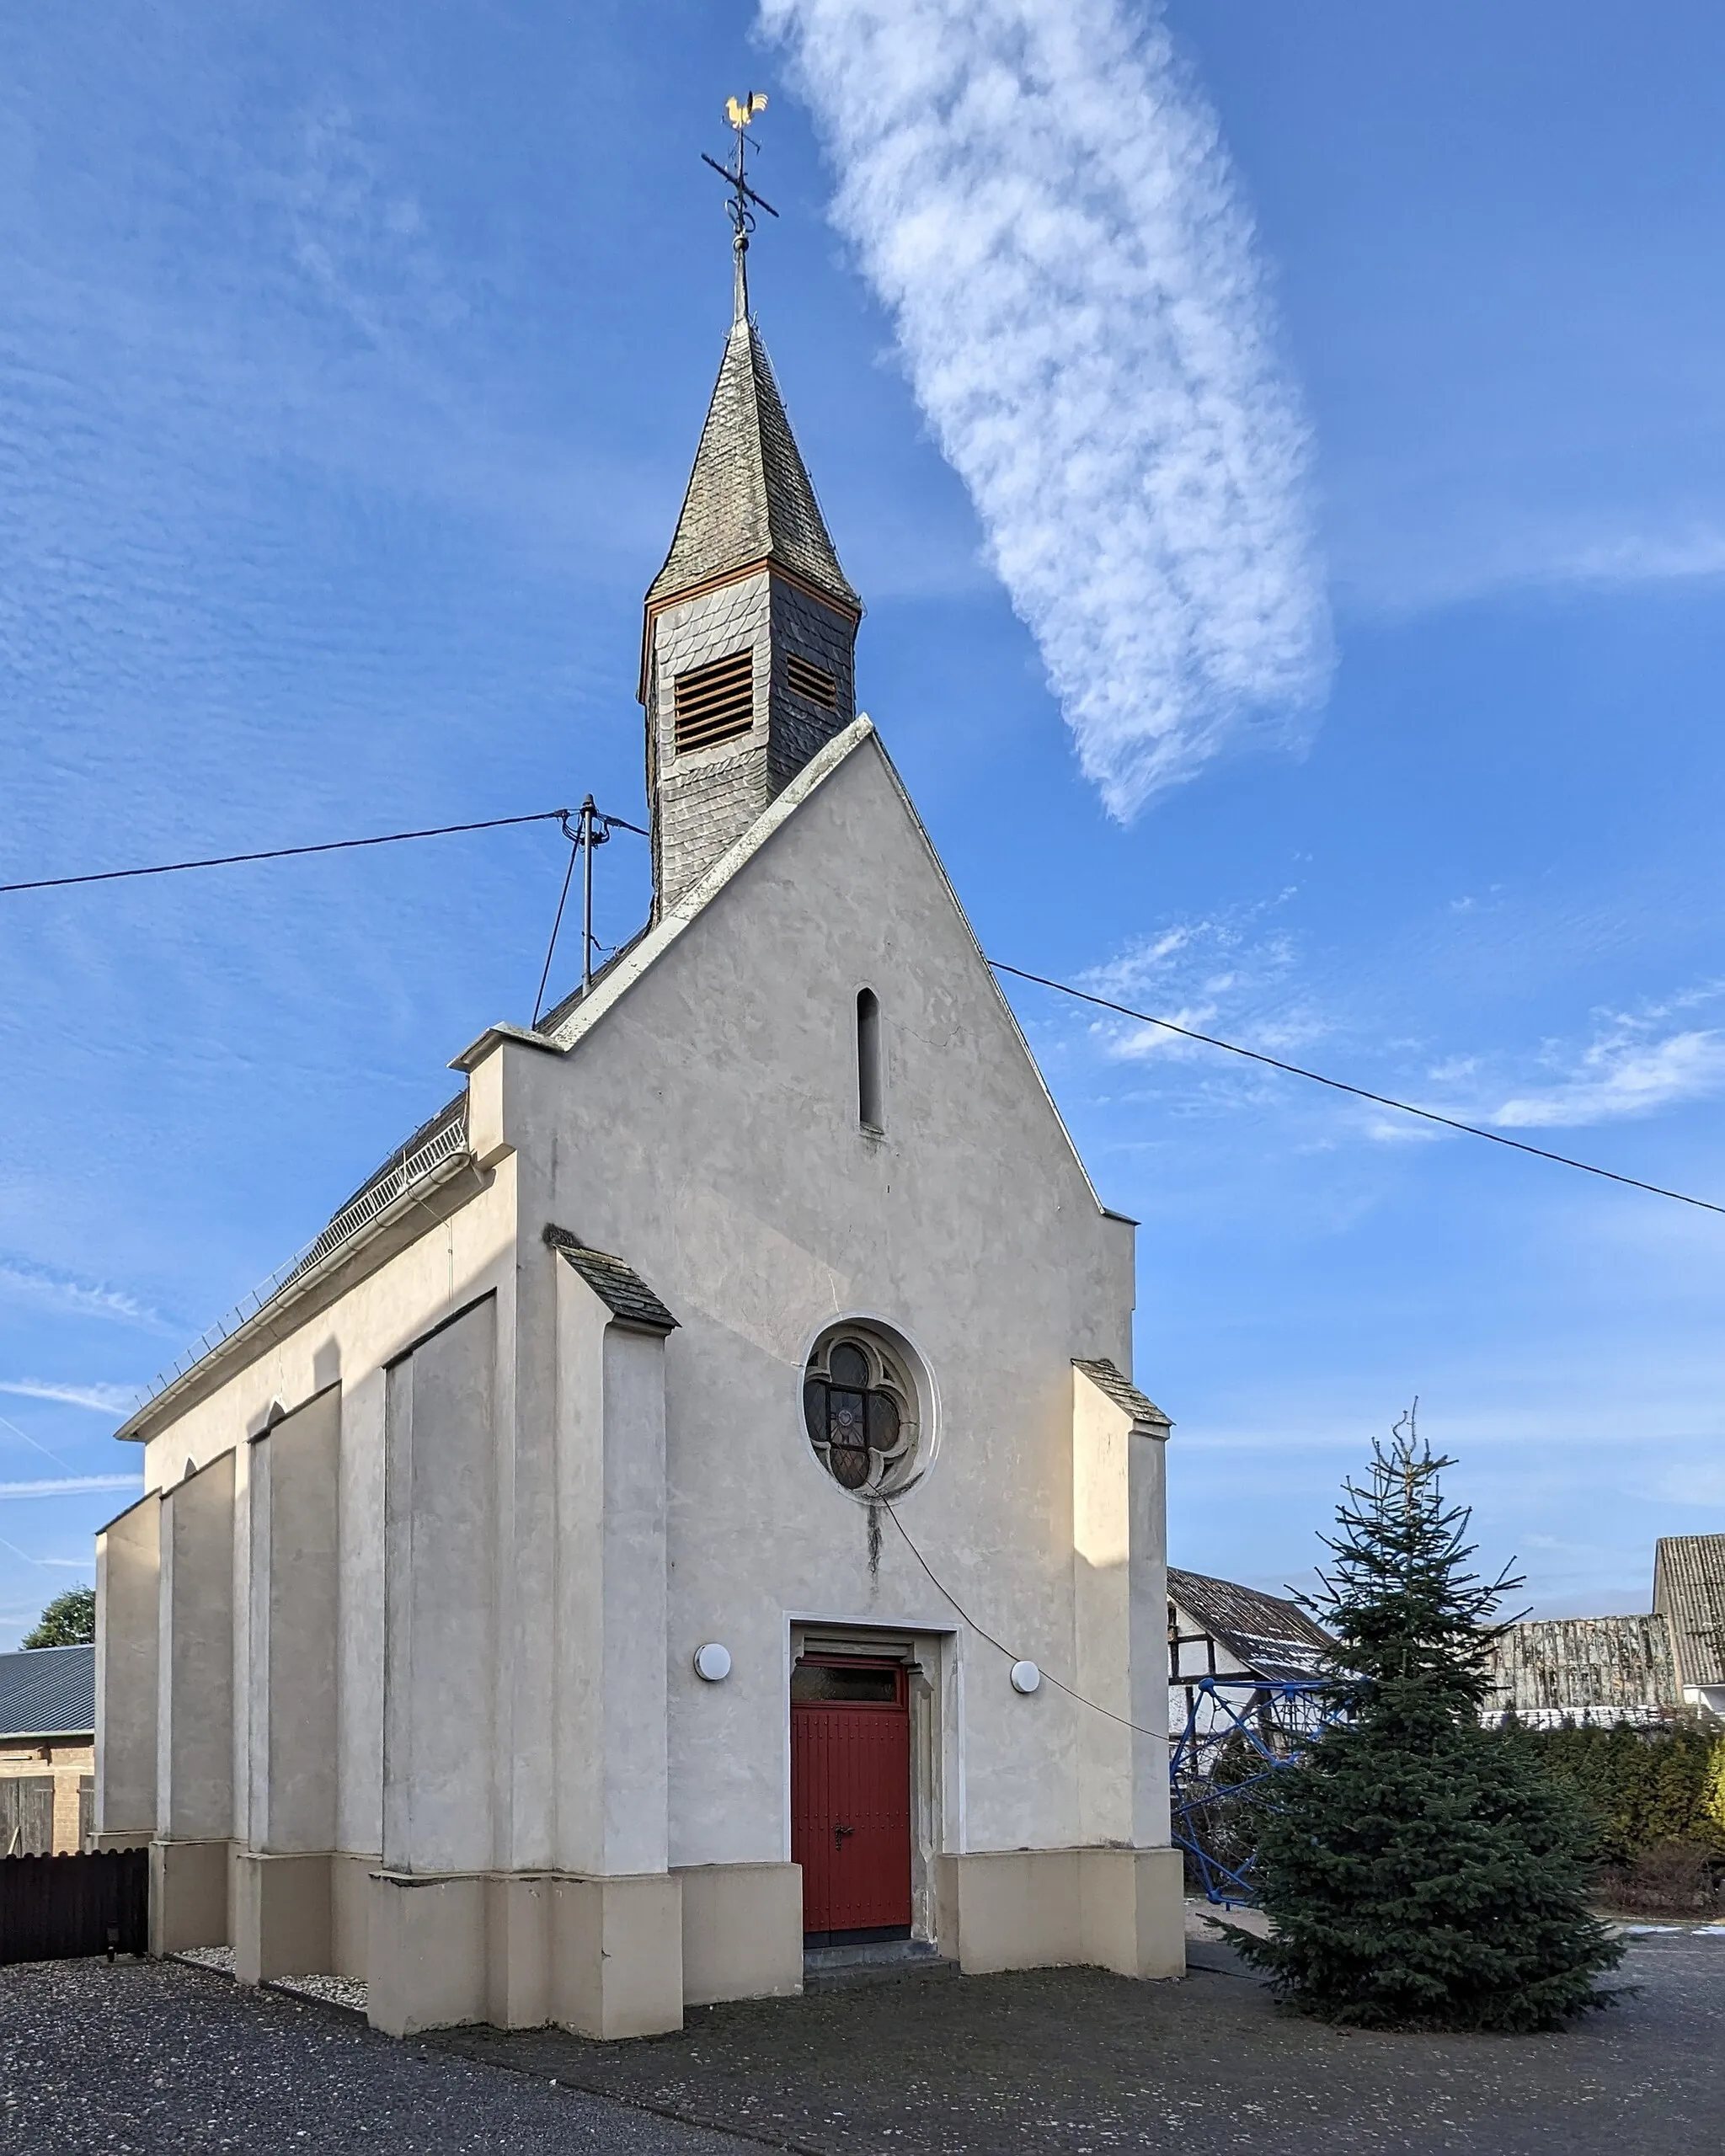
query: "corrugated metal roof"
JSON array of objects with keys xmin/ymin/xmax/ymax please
[
  {"xmin": 1653, "ymin": 1534, "xmax": 1725, "ymax": 1689},
  {"xmin": 0, "ymin": 1644, "xmax": 95, "ymax": 1741},
  {"xmin": 1487, "ymin": 1614, "xmax": 1680, "ymax": 1717},
  {"xmin": 1167, "ymin": 1566, "xmax": 1331, "ymax": 1682}
]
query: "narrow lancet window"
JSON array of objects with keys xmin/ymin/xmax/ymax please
[{"xmin": 857, "ymin": 988, "xmax": 882, "ymax": 1131}]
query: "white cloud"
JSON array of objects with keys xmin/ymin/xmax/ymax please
[
  {"xmin": 0, "ymin": 1475, "xmax": 139, "ymax": 1501},
  {"xmin": 0, "ymin": 1380, "xmax": 137, "ymax": 1415},
  {"xmin": 0, "ymin": 1258, "xmax": 161, "ymax": 1328},
  {"xmin": 278, "ymin": 104, "xmax": 463, "ymax": 349},
  {"xmin": 1079, "ymin": 900, "xmax": 1320, "ymax": 1064},
  {"xmin": 761, "ymin": 0, "xmax": 1332, "ymax": 816},
  {"xmin": 1491, "ymin": 1012, "xmax": 1725, "ymax": 1129}
]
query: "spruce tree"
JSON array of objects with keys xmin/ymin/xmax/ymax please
[{"xmin": 1231, "ymin": 1413, "xmax": 1622, "ymax": 2031}]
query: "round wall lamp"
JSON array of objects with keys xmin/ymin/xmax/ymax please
[
  {"xmin": 693, "ymin": 1642, "xmax": 733, "ymax": 1683},
  {"xmin": 1009, "ymin": 1660, "xmax": 1041, "ymax": 1694}
]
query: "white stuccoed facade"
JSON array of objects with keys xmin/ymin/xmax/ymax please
[{"xmin": 95, "ymin": 247, "xmax": 1183, "ymax": 2037}]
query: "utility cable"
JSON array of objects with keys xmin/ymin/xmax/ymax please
[
  {"xmin": 0, "ymin": 810, "xmax": 575, "ymax": 895},
  {"xmin": 531, "ymin": 822, "xmax": 583, "ymax": 1028},
  {"xmin": 882, "ymin": 1497, "xmax": 1169, "ymax": 1744},
  {"xmin": 990, "ymin": 960, "xmax": 1725, "ymax": 1219},
  {"xmin": 3, "ymin": 811, "xmax": 1717, "ymax": 1217}
]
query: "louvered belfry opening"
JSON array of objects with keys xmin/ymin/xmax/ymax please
[
  {"xmin": 785, "ymin": 651, "xmax": 837, "ymax": 711},
  {"xmin": 674, "ymin": 648, "xmax": 756, "ymax": 755}
]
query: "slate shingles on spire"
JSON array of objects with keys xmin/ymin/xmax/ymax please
[{"xmin": 646, "ymin": 313, "xmax": 860, "ymax": 616}]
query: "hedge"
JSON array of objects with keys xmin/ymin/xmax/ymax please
[{"xmin": 1505, "ymin": 1717, "xmax": 1725, "ymax": 1865}]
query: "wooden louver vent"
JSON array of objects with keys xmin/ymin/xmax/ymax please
[
  {"xmin": 674, "ymin": 648, "xmax": 755, "ymax": 754},
  {"xmin": 786, "ymin": 652, "xmax": 838, "ymax": 711}
]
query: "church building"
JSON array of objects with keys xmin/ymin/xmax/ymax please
[{"xmin": 93, "ymin": 212, "xmax": 1183, "ymax": 2038}]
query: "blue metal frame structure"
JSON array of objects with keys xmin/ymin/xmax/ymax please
[{"xmin": 1168, "ymin": 1673, "xmax": 1345, "ymax": 1906}]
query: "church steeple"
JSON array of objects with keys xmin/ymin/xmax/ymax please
[{"xmin": 640, "ymin": 99, "xmax": 862, "ymax": 916}]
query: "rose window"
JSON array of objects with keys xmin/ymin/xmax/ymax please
[{"xmin": 803, "ymin": 1328, "xmax": 921, "ymax": 1497}]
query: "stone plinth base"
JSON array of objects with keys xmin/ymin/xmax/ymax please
[
  {"xmin": 149, "ymin": 1838, "xmax": 231, "ymax": 1955},
  {"xmin": 367, "ymin": 1868, "xmax": 684, "ymax": 2040},
  {"xmin": 934, "ymin": 1846, "xmax": 1184, "ymax": 1980},
  {"xmin": 233, "ymin": 1853, "xmax": 332, "ymax": 1984},
  {"xmin": 676, "ymin": 1860, "xmax": 803, "ymax": 2005}
]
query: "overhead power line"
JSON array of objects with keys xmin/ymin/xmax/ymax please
[
  {"xmin": 2, "ymin": 813, "xmax": 1715, "ymax": 1218},
  {"xmin": 0, "ymin": 810, "xmax": 577, "ymax": 895},
  {"xmin": 989, "ymin": 961, "xmax": 1725, "ymax": 1219}
]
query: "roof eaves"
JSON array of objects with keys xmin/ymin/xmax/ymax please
[{"xmin": 115, "ymin": 1139, "xmax": 485, "ymax": 1444}]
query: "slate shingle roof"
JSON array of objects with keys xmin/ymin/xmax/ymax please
[
  {"xmin": 0, "ymin": 1643, "xmax": 95, "ymax": 1741},
  {"xmin": 1654, "ymin": 1533, "xmax": 1725, "ymax": 1689},
  {"xmin": 1167, "ymin": 1566, "xmax": 1332, "ymax": 1684},
  {"xmin": 1071, "ymin": 1358, "xmax": 1170, "ymax": 1431},
  {"xmin": 544, "ymin": 1225, "xmax": 677, "ymax": 1333},
  {"xmin": 646, "ymin": 314, "xmax": 859, "ymax": 615}
]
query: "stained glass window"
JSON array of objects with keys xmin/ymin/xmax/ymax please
[{"xmin": 803, "ymin": 1327, "xmax": 919, "ymax": 1497}]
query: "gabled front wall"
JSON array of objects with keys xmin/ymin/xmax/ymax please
[{"xmin": 506, "ymin": 735, "xmax": 1145, "ymax": 1867}]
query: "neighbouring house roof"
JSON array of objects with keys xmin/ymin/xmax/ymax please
[
  {"xmin": 0, "ymin": 1644, "xmax": 95, "ymax": 1742},
  {"xmin": 644, "ymin": 309, "xmax": 860, "ymax": 616},
  {"xmin": 544, "ymin": 1226, "xmax": 678, "ymax": 1334},
  {"xmin": 1487, "ymin": 1613, "xmax": 1681, "ymax": 1719},
  {"xmin": 1072, "ymin": 1358, "xmax": 1170, "ymax": 1432},
  {"xmin": 1167, "ymin": 1566, "xmax": 1332, "ymax": 1684},
  {"xmin": 1653, "ymin": 1534, "xmax": 1725, "ymax": 1690}
]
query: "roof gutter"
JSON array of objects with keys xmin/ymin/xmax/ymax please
[{"xmin": 115, "ymin": 1141, "xmax": 487, "ymax": 1445}]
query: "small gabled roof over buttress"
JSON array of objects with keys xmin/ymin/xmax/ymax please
[
  {"xmin": 1073, "ymin": 1357, "xmax": 1171, "ymax": 1433},
  {"xmin": 544, "ymin": 1225, "xmax": 678, "ymax": 1334}
]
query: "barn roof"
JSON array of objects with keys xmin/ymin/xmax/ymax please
[
  {"xmin": 1653, "ymin": 1534, "xmax": 1725, "ymax": 1689},
  {"xmin": 0, "ymin": 1644, "xmax": 95, "ymax": 1742},
  {"xmin": 1167, "ymin": 1566, "xmax": 1331, "ymax": 1684},
  {"xmin": 1487, "ymin": 1613, "xmax": 1680, "ymax": 1720}
]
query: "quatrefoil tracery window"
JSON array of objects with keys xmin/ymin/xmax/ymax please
[{"xmin": 803, "ymin": 1329, "xmax": 921, "ymax": 1497}]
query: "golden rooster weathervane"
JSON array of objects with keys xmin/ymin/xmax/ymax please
[{"xmin": 702, "ymin": 91, "xmax": 777, "ymax": 320}]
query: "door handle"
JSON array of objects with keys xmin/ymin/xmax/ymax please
[{"xmin": 834, "ymin": 1823, "xmax": 856, "ymax": 1847}]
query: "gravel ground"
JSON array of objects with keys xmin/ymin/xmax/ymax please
[
  {"xmin": 0, "ymin": 1956, "xmax": 742, "ymax": 2155},
  {"xmin": 3, "ymin": 1935, "xmax": 1722, "ymax": 2155}
]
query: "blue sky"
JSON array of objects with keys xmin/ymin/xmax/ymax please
[{"xmin": 3, "ymin": 1, "xmax": 1722, "ymax": 1645}]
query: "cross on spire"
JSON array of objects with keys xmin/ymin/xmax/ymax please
[{"xmin": 701, "ymin": 91, "xmax": 778, "ymax": 321}]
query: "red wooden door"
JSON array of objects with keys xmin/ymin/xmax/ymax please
[{"xmin": 791, "ymin": 1660, "xmax": 912, "ymax": 1944}]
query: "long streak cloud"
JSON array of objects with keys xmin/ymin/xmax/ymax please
[{"xmin": 761, "ymin": 0, "xmax": 1332, "ymax": 816}]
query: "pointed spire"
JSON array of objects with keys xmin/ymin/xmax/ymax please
[
  {"xmin": 639, "ymin": 98, "xmax": 863, "ymax": 917},
  {"xmin": 644, "ymin": 301, "xmax": 861, "ymax": 616}
]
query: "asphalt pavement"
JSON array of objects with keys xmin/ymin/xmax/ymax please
[{"xmin": 4, "ymin": 1931, "xmax": 1722, "ymax": 2154}]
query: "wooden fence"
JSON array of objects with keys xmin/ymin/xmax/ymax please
[{"xmin": 0, "ymin": 1847, "xmax": 149, "ymax": 1964}]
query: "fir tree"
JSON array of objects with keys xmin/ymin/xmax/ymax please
[{"xmin": 1231, "ymin": 1412, "xmax": 1622, "ymax": 2031}]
